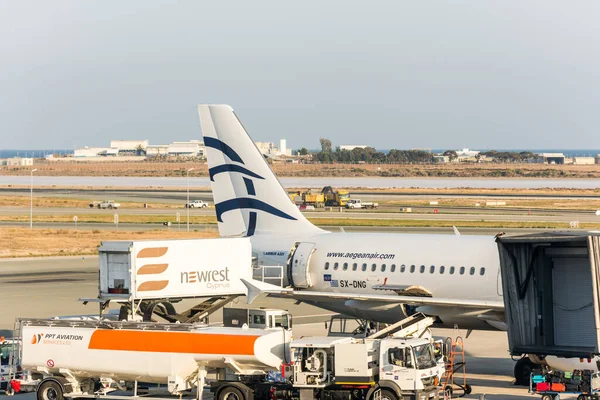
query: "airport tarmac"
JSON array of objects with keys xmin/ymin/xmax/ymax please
[
  {"xmin": 0, "ymin": 220, "xmax": 555, "ymax": 236},
  {"xmin": 0, "ymin": 188, "xmax": 585, "ymax": 400},
  {"xmin": 0, "ymin": 255, "xmax": 541, "ymax": 399}
]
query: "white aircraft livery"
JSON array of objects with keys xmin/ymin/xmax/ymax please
[
  {"xmin": 197, "ymin": 104, "xmax": 596, "ymax": 383},
  {"xmin": 198, "ymin": 104, "xmax": 505, "ymax": 331}
]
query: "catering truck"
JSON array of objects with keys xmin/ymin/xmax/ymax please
[
  {"xmin": 89, "ymin": 237, "xmax": 258, "ymax": 323},
  {"xmin": 17, "ymin": 309, "xmax": 439, "ymax": 400}
]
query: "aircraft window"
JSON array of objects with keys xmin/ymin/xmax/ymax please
[
  {"xmin": 460, "ymin": 267, "xmax": 465, "ymax": 275},
  {"xmin": 449, "ymin": 266, "xmax": 455, "ymax": 274},
  {"xmin": 381, "ymin": 264, "xmax": 386, "ymax": 272},
  {"xmin": 343, "ymin": 262, "xmax": 348, "ymax": 271},
  {"xmin": 391, "ymin": 264, "xmax": 396, "ymax": 272},
  {"xmin": 420, "ymin": 265, "xmax": 425, "ymax": 273},
  {"xmin": 401, "ymin": 264, "xmax": 406, "ymax": 273},
  {"xmin": 362, "ymin": 263, "xmax": 367, "ymax": 272},
  {"xmin": 352, "ymin": 263, "xmax": 358, "ymax": 271},
  {"xmin": 325, "ymin": 262, "xmax": 330, "ymax": 270},
  {"xmin": 371, "ymin": 263, "xmax": 377, "ymax": 272},
  {"xmin": 480, "ymin": 267, "xmax": 485, "ymax": 275},
  {"xmin": 334, "ymin": 262, "xmax": 339, "ymax": 270},
  {"xmin": 470, "ymin": 267, "xmax": 475, "ymax": 275},
  {"xmin": 410, "ymin": 265, "xmax": 415, "ymax": 273},
  {"xmin": 430, "ymin": 265, "xmax": 435, "ymax": 274},
  {"xmin": 440, "ymin": 266, "xmax": 445, "ymax": 274}
]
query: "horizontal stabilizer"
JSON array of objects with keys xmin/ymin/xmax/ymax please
[{"xmin": 241, "ymin": 278, "xmax": 292, "ymax": 304}]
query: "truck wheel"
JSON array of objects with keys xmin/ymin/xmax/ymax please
[
  {"xmin": 374, "ymin": 389, "xmax": 398, "ymax": 400},
  {"xmin": 218, "ymin": 387, "xmax": 244, "ymax": 400},
  {"xmin": 464, "ymin": 384, "xmax": 472, "ymax": 395},
  {"xmin": 513, "ymin": 357, "xmax": 533, "ymax": 386},
  {"xmin": 37, "ymin": 380, "xmax": 64, "ymax": 400},
  {"xmin": 541, "ymin": 395, "xmax": 554, "ymax": 400}
]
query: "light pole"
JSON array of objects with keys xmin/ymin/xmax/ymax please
[
  {"xmin": 187, "ymin": 167, "xmax": 194, "ymax": 232},
  {"xmin": 30, "ymin": 168, "xmax": 38, "ymax": 229}
]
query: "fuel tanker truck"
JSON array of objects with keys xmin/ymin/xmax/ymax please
[{"xmin": 16, "ymin": 308, "xmax": 440, "ymax": 400}]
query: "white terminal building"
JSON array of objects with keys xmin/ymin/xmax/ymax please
[
  {"xmin": 75, "ymin": 139, "xmax": 205, "ymax": 158},
  {"xmin": 0, "ymin": 157, "xmax": 34, "ymax": 166},
  {"xmin": 255, "ymin": 139, "xmax": 292, "ymax": 157}
]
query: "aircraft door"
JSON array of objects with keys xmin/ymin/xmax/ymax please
[{"xmin": 289, "ymin": 242, "xmax": 316, "ymax": 288}]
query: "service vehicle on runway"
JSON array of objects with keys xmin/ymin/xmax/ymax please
[
  {"xmin": 346, "ymin": 199, "xmax": 379, "ymax": 209},
  {"xmin": 185, "ymin": 200, "xmax": 209, "ymax": 208},
  {"xmin": 15, "ymin": 307, "xmax": 439, "ymax": 400},
  {"xmin": 89, "ymin": 200, "xmax": 120, "ymax": 209}
]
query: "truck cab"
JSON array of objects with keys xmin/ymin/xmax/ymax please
[
  {"xmin": 290, "ymin": 335, "xmax": 439, "ymax": 400},
  {"xmin": 379, "ymin": 337, "xmax": 440, "ymax": 395},
  {"xmin": 346, "ymin": 199, "xmax": 363, "ymax": 209}
]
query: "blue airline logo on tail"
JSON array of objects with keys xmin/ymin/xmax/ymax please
[{"xmin": 205, "ymin": 137, "xmax": 297, "ymax": 236}]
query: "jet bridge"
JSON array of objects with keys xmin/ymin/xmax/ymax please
[{"xmin": 496, "ymin": 232, "xmax": 600, "ymax": 358}]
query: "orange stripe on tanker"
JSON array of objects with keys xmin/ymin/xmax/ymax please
[{"xmin": 88, "ymin": 331, "xmax": 259, "ymax": 355}]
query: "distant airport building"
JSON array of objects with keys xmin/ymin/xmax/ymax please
[
  {"xmin": 572, "ymin": 157, "xmax": 595, "ymax": 165},
  {"xmin": 0, "ymin": 157, "xmax": 34, "ymax": 166},
  {"xmin": 74, "ymin": 147, "xmax": 114, "ymax": 158},
  {"xmin": 540, "ymin": 153, "xmax": 566, "ymax": 165},
  {"xmin": 73, "ymin": 140, "xmax": 206, "ymax": 160},
  {"xmin": 110, "ymin": 140, "xmax": 149, "ymax": 155},
  {"xmin": 433, "ymin": 155, "xmax": 450, "ymax": 163},
  {"xmin": 146, "ymin": 141, "xmax": 205, "ymax": 158},
  {"xmin": 456, "ymin": 148, "xmax": 479, "ymax": 157},
  {"xmin": 167, "ymin": 140, "xmax": 205, "ymax": 157},
  {"xmin": 256, "ymin": 142, "xmax": 275, "ymax": 155},
  {"xmin": 339, "ymin": 145, "xmax": 368, "ymax": 151},
  {"xmin": 146, "ymin": 144, "xmax": 169, "ymax": 157},
  {"xmin": 255, "ymin": 139, "xmax": 292, "ymax": 157}
]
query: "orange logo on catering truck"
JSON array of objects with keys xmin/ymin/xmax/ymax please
[{"xmin": 135, "ymin": 247, "xmax": 170, "ymax": 292}]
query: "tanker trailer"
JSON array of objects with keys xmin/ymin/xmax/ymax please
[{"xmin": 18, "ymin": 309, "xmax": 291, "ymax": 399}]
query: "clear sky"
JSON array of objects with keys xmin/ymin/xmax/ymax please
[{"xmin": 1, "ymin": 1, "xmax": 599, "ymax": 150}]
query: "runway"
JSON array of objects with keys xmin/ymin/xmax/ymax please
[{"xmin": 2, "ymin": 205, "xmax": 599, "ymax": 223}]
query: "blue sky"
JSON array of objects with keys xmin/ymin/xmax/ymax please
[{"xmin": 1, "ymin": 1, "xmax": 599, "ymax": 150}]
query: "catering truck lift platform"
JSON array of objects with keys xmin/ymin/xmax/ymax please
[{"xmin": 496, "ymin": 231, "xmax": 600, "ymax": 397}]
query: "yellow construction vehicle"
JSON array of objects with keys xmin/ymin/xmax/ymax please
[
  {"xmin": 303, "ymin": 189, "xmax": 325, "ymax": 207},
  {"xmin": 322, "ymin": 186, "xmax": 350, "ymax": 207},
  {"xmin": 289, "ymin": 187, "xmax": 350, "ymax": 208}
]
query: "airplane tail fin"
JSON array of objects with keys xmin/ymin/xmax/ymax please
[{"xmin": 198, "ymin": 104, "xmax": 323, "ymax": 237}]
